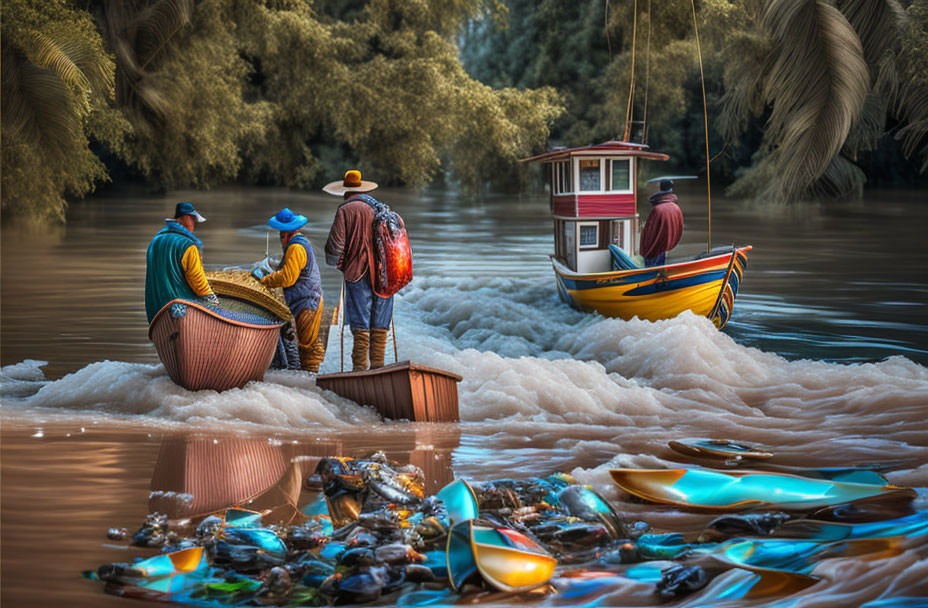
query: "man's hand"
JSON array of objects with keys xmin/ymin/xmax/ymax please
[
  {"xmin": 281, "ymin": 321, "xmax": 296, "ymax": 342},
  {"xmin": 251, "ymin": 267, "xmax": 267, "ymax": 281},
  {"xmin": 203, "ymin": 293, "xmax": 220, "ymax": 306}
]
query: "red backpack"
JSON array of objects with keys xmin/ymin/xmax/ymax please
[{"xmin": 355, "ymin": 194, "xmax": 412, "ymax": 298}]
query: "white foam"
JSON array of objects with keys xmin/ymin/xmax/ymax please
[{"xmin": 3, "ymin": 275, "xmax": 927, "ymax": 479}]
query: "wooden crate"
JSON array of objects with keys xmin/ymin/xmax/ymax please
[{"xmin": 316, "ymin": 361, "xmax": 462, "ymax": 422}]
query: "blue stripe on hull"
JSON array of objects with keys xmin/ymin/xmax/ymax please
[{"xmin": 622, "ymin": 270, "xmax": 727, "ymax": 296}]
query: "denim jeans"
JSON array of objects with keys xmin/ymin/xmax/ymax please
[
  {"xmin": 644, "ymin": 252, "xmax": 666, "ymax": 268},
  {"xmin": 345, "ymin": 274, "xmax": 393, "ymax": 330}
]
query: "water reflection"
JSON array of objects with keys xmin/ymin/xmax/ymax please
[{"xmin": 147, "ymin": 429, "xmax": 460, "ymax": 522}]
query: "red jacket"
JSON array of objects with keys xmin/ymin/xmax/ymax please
[{"xmin": 640, "ymin": 193, "xmax": 684, "ymax": 259}]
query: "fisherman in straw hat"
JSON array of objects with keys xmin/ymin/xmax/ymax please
[
  {"xmin": 258, "ymin": 208, "xmax": 327, "ymax": 373},
  {"xmin": 323, "ymin": 170, "xmax": 393, "ymax": 371},
  {"xmin": 145, "ymin": 202, "xmax": 220, "ymax": 323}
]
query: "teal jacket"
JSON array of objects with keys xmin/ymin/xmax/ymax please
[{"xmin": 145, "ymin": 221, "xmax": 205, "ymax": 323}]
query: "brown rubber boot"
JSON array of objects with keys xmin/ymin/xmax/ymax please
[
  {"xmin": 370, "ymin": 329, "xmax": 388, "ymax": 369},
  {"xmin": 351, "ymin": 329, "xmax": 370, "ymax": 372},
  {"xmin": 302, "ymin": 338, "xmax": 327, "ymax": 373},
  {"xmin": 299, "ymin": 346, "xmax": 313, "ymax": 372}
]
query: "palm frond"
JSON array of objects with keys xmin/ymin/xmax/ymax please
[
  {"xmin": 837, "ymin": 0, "xmax": 905, "ymax": 68},
  {"xmin": 21, "ymin": 30, "xmax": 92, "ymax": 93},
  {"xmin": 135, "ymin": 0, "xmax": 192, "ymax": 69},
  {"xmin": 719, "ymin": 31, "xmax": 772, "ymax": 144},
  {"xmin": 890, "ymin": 0, "xmax": 928, "ymax": 172},
  {"xmin": 1, "ymin": 48, "xmax": 85, "ymax": 160},
  {"xmin": 762, "ymin": 0, "xmax": 869, "ymax": 196},
  {"xmin": 844, "ymin": 91, "xmax": 886, "ymax": 154},
  {"xmin": 805, "ymin": 153, "xmax": 865, "ymax": 198}
]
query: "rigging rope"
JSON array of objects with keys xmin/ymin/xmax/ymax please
[
  {"xmin": 643, "ymin": 0, "xmax": 652, "ymax": 144},
  {"xmin": 690, "ymin": 0, "xmax": 712, "ymax": 253},
  {"xmin": 623, "ymin": 0, "xmax": 639, "ymax": 142},
  {"xmin": 605, "ymin": 0, "xmax": 613, "ymax": 62}
]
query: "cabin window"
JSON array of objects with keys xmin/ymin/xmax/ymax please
[
  {"xmin": 578, "ymin": 222, "xmax": 599, "ymax": 249},
  {"xmin": 553, "ymin": 161, "xmax": 572, "ymax": 194},
  {"xmin": 610, "ymin": 158, "xmax": 632, "ymax": 192},
  {"xmin": 579, "ymin": 159, "xmax": 601, "ymax": 191}
]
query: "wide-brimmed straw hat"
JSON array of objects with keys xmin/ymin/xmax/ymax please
[
  {"xmin": 323, "ymin": 170, "xmax": 378, "ymax": 196},
  {"xmin": 267, "ymin": 208, "xmax": 308, "ymax": 231}
]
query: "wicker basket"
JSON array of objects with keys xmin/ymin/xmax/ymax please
[{"xmin": 207, "ymin": 270, "xmax": 293, "ymax": 322}]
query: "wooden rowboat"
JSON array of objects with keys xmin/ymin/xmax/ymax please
[
  {"xmin": 316, "ymin": 361, "xmax": 462, "ymax": 422},
  {"xmin": 149, "ymin": 298, "xmax": 283, "ymax": 392}
]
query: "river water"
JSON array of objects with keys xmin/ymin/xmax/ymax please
[{"xmin": 2, "ymin": 185, "xmax": 927, "ymax": 606}]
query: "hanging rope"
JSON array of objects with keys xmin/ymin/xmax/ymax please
[
  {"xmin": 623, "ymin": 0, "xmax": 639, "ymax": 142},
  {"xmin": 605, "ymin": 0, "xmax": 613, "ymax": 62},
  {"xmin": 690, "ymin": 0, "xmax": 712, "ymax": 254},
  {"xmin": 642, "ymin": 0, "xmax": 652, "ymax": 144}
]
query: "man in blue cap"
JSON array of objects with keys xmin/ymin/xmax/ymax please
[
  {"xmin": 258, "ymin": 208, "xmax": 326, "ymax": 373},
  {"xmin": 145, "ymin": 202, "xmax": 219, "ymax": 323}
]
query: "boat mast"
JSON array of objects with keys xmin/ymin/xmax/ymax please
[{"xmin": 690, "ymin": 0, "xmax": 712, "ymax": 254}]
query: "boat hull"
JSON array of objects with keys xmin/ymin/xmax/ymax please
[
  {"xmin": 316, "ymin": 361, "xmax": 462, "ymax": 422},
  {"xmin": 149, "ymin": 299, "xmax": 283, "ymax": 392},
  {"xmin": 553, "ymin": 246, "xmax": 751, "ymax": 328}
]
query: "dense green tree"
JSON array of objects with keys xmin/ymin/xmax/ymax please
[
  {"xmin": 1, "ymin": 0, "xmax": 563, "ymax": 221},
  {"xmin": 461, "ymin": 0, "xmax": 928, "ymax": 201},
  {"xmin": 1, "ymin": 0, "xmax": 125, "ymax": 220}
]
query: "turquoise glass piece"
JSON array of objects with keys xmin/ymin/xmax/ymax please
[
  {"xmin": 436, "ymin": 479, "xmax": 479, "ymax": 528},
  {"xmin": 717, "ymin": 536, "xmax": 900, "ymax": 576},
  {"xmin": 223, "ymin": 508, "xmax": 262, "ymax": 528},
  {"xmin": 319, "ymin": 541, "xmax": 347, "ymax": 563},
  {"xmin": 614, "ymin": 468, "xmax": 912, "ymax": 509},
  {"xmin": 446, "ymin": 520, "xmax": 477, "ymax": 590},
  {"xmin": 129, "ymin": 548, "xmax": 212, "ymax": 593},
  {"xmin": 554, "ymin": 573, "xmax": 633, "ymax": 601},
  {"xmin": 222, "ymin": 528, "xmax": 287, "ymax": 558},
  {"xmin": 623, "ymin": 563, "xmax": 665, "ymax": 583},
  {"xmin": 637, "ymin": 533, "xmax": 706, "ymax": 560},
  {"xmin": 779, "ymin": 511, "xmax": 928, "ymax": 541},
  {"xmin": 134, "ymin": 549, "xmax": 208, "ymax": 579},
  {"xmin": 300, "ymin": 497, "xmax": 329, "ymax": 518},
  {"xmin": 719, "ymin": 538, "xmax": 825, "ymax": 574},
  {"xmin": 422, "ymin": 550, "xmax": 449, "ymax": 578}
]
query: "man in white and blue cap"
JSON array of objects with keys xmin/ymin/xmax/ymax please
[
  {"xmin": 258, "ymin": 208, "xmax": 326, "ymax": 372},
  {"xmin": 145, "ymin": 202, "xmax": 219, "ymax": 323}
]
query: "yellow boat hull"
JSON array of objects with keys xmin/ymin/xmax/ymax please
[{"xmin": 553, "ymin": 246, "xmax": 751, "ymax": 328}]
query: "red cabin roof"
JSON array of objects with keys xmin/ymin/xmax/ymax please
[{"xmin": 521, "ymin": 140, "xmax": 670, "ymax": 164}]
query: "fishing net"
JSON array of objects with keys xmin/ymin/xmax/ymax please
[{"xmin": 206, "ymin": 269, "xmax": 292, "ymax": 322}]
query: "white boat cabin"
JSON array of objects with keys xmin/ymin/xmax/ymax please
[{"xmin": 522, "ymin": 141, "xmax": 669, "ymax": 274}]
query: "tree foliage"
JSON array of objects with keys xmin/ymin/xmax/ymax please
[
  {"xmin": 1, "ymin": 0, "xmax": 123, "ymax": 220},
  {"xmin": 461, "ymin": 0, "xmax": 928, "ymax": 202},
  {"xmin": 1, "ymin": 0, "xmax": 563, "ymax": 221}
]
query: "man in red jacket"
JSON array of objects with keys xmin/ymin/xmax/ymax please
[{"xmin": 640, "ymin": 179, "xmax": 684, "ymax": 267}]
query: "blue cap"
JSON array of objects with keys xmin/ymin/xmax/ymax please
[
  {"xmin": 174, "ymin": 202, "xmax": 206, "ymax": 223},
  {"xmin": 268, "ymin": 208, "xmax": 308, "ymax": 231}
]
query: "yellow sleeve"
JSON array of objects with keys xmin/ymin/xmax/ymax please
[
  {"xmin": 181, "ymin": 246, "xmax": 215, "ymax": 297},
  {"xmin": 261, "ymin": 243, "xmax": 307, "ymax": 289}
]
